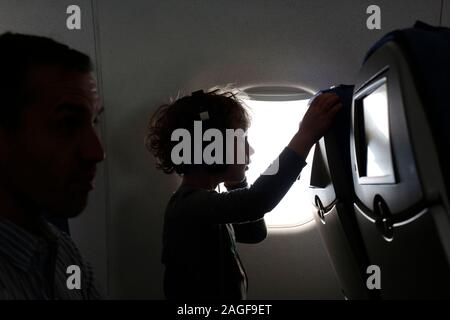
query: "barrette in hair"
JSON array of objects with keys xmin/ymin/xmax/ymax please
[
  {"xmin": 191, "ymin": 90, "xmax": 209, "ymax": 120},
  {"xmin": 199, "ymin": 111, "xmax": 210, "ymax": 120}
]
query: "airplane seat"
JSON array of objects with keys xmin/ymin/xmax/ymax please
[
  {"xmin": 310, "ymin": 85, "xmax": 375, "ymax": 299},
  {"xmin": 350, "ymin": 21, "xmax": 450, "ymax": 299}
]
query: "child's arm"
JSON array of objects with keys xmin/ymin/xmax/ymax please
[{"xmin": 178, "ymin": 147, "xmax": 307, "ymax": 224}]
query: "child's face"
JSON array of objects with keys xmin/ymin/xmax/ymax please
[{"xmin": 222, "ymin": 137, "xmax": 253, "ymax": 183}]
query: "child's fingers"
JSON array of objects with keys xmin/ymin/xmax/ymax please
[
  {"xmin": 328, "ymin": 102, "xmax": 342, "ymax": 117},
  {"xmin": 314, "ymin": 92, "xmax": 340, "ymax": 110}
]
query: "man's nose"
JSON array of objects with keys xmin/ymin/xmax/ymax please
[{"xmin": 82, "ymin": 127, "xmax": 105, "ymax": 164}]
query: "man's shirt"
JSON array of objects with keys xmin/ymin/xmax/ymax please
[{"xmin": 0, "ymin": 217, "xmax": 100, "ymax": 299}]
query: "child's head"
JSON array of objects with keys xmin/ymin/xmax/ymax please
[{"xmin": 146, "ymin": 88, "xmax": 252, "ymax": 181}]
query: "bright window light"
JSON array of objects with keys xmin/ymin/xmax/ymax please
[{"xmin": 242, "ymin": 98, "xmax": 315, "ymax": 228}]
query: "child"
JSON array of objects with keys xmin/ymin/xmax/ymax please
[{"xmin": 146, "ymin": 88, "xmax": 341, "ymax": 300}]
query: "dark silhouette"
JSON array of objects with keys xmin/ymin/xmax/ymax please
[
  {"xmin": 0, "ymin": 32, "xmax": 104, "ymax": 299},
  {"xmin": 147, "ymin": 88, "xmax": 341, "ymax": 300}
]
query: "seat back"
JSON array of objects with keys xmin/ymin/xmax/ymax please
[
  {"xmin": 350, "ymin": 21, "xmax": 450, "ymax": 298},
  {"xmin": 310, "ymin": 85, "xmax": 375, "ymax": 299}
]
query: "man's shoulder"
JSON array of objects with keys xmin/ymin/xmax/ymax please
[
  {"xmin": 46, "ymin": 222, "xmax": 102, "ymax": 299},
  {"xmin": 46, "ymin": 223, "xmax": 86, "ymax": 266}
]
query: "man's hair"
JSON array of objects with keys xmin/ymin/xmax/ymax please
[
  {"xmin": 146, "ymin": 88, "xmax": 251, "ymax": 175},
  {"xmin": 0, "ymin": 32, "xmax": 93, "ymax": 128}
]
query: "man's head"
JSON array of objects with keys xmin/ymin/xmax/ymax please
[{"xmin": 0, "ymin": 32, "xmax": 104, "ymax": 218}]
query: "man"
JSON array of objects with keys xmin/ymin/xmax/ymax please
[{"xmin": 0, "ymin": 32, "xmax": 104, "ymax": 299}]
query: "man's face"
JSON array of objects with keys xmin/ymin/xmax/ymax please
[{"xmin": 1, "ymin": 65, "xmax": 105, "ymax": 218}]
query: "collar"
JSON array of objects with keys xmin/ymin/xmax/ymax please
[{"xmin": 0, "ymin": 217, "xmax": 60, "ymax": 272}]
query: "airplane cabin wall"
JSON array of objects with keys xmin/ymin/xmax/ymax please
[{"xmin": 443, "ymin": 0, "xmax": 450, "ymax": 27}]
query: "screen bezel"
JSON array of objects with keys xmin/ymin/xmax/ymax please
[{"xmin": 353, "ymin": 76, "xmax": 397, "ymax": 185}]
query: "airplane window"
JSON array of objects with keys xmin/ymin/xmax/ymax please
[{"xmin": 241, "ymin": 98, "xmax": 315, "ymax": 228}]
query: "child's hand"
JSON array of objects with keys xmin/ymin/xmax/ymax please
[
  {"xmin": 288, "ymin": 92, "xmax": 341, "ymax": 158},
  {"xmin": 299, "ymin": 92, "xmax": 342, "ymax": 147}
]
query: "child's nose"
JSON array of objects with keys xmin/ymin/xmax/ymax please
[{"xmin": 249, "ymin": 144, "xmax": 255, "ymax": 157}]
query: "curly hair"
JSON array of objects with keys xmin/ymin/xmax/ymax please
[{"xmin": 146, "ymin": 87, "xmax": 251, "ymax": 175}]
